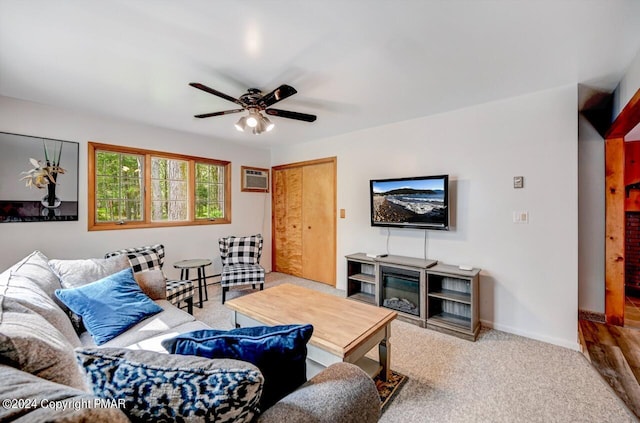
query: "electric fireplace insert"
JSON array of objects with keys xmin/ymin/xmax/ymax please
[{"xmin": 380, "ymin": 265, "xmax": 421, "ymax": 316}]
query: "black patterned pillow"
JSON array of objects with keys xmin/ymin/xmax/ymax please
[
  {"xmin": 222, "ymin": 235, "xmax": 263, "ymax": 265},
  {"xmin": 126, "ymin": 250, "xmax": 162, "ymax": 273},
  {"xmin": 105, "ymin": 244, "xmax": 166, "ymax": 268},
  {"xmin": 76, "ymin": 348, "xmax": 263, "ymax": 423}
]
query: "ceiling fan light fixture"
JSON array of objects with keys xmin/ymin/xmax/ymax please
[
  {"xmin": 238, "ymin": 110, "xmax": 275, "ymax": 135},
  {"xmin": 190, "ymin": 82, "xmax": 316, "ymax": 136},
  {"xmin": 235, "ymin": 116, "xmax": 247, "ymax": 132},
  {"xmin": 263, "ymin": 115, "xmax": 275, "ymax": 132},
  {"xmin": 191, "ymin": 83, "xmax": 316, "ymax": 136},
  {"xmin": 252, "ymin": 115, "xmax": 266, "ymax": 135},
  {"xmin": 246, "ymin": 110, "xmax": 260, "ymax": 128}
]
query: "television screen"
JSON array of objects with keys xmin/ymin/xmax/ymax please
[{"xmin": 370, "ymin": 175, "xmax": 449, "ymax": 230}]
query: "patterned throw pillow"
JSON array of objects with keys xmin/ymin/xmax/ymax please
[
  {"xmin": 126, "ymin": 250, "xmax": 162, "ymax": 273},
  {"xmin": 105, "ymin": 244, "xmax": 166, "ymax": 267},
  {"xmin": 76, "ymin": 348, "xmax": 263, "ymax": 423},
  {"xmin": 221, "ymin": 235, "xmax": 263, "ymax": 265}
]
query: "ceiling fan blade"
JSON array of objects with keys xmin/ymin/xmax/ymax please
[
  {"xmin": 194, "ymin": 109, "xmax": 244, "ymax": 118},
  {"xmin": 261, "ymin": 85, "xmax": 298, "ymax": 107},
  {"xmin": 265, "ymin": 108, "xmax": 317, "ymax": 122},
  {"xmin": 189, "ymin": 82, "xmax": 244, "ymax": 106}
]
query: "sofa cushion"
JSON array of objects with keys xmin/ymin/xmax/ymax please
[
  {"xmin": 55, "ymin": 267, "xmax": 163, "ymax": 346},
  {"xmin": 163, "ymin": 324, "xmax": 313, "ymax": 410},
  {"xmin": 0, "ymin": 261, "xmax": 81, "ymax": 348},
  {"xmin": 48, "ymin": 255, "xmax": 131, "ymax": 289},
  {"xmin": 51, "ymin": 261, "xmax": 167, "ymax": 302},
  {"xmin": 76, "ymin": 348, "xmax": 263, "ymax": 423},
  {"xmin": 48, "ymin": 255, "xmax": 132, "ymax": 335},
  {"xmin": 0, "ymin": 298, "xmax": 86, "ymax": 390},
  {"xmin": 0, "ymin": 364, "xmax": 129, "ymax": 423},
  {"xmin": 132, "ymin": 320, "xmax": 211, "ymax": 352},
  {"xmin": 104, "ymin": 320, "xmax": 211, "ymax": 353},
  {"xmin": 4, "ymin": 250, "xmax": 62, "ymax": 298},
  {"xmin": 79, "ymin": 299, "xmax": 196, "ymax": 349}
]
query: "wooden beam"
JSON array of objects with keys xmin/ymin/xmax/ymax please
[
  {"xmin": 605, "ymin": 136, "xmax": 626, "ymax": 326},
  {"xmin": 626, "ymin": 142, "xmax": 640, "ymax": 212},
  {"xmin": 605, "ymin": 89, "xmax": 640, "ymax": 327},
  {"xmin": 607, "ymin": 89, "xmax": 640, "ymax": 139},
  {"xmin": 625, "ymin": 142, "xmax": 640, "ymax": 185}
]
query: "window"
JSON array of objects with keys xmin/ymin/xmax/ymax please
[
  {"xmin": 151, "ymin": 157, "xmax": 188, "ymax": 222},
  {"xmin": 195, "ymin": 162, "xmax": 226, "ymax": 220},
  {"xmin": 95, "ymin": 151, "xmax": 144, "ymax": 222},
  {"xmin": 89, "ymin": 142, "xmax": 231, "ymax": 230}
]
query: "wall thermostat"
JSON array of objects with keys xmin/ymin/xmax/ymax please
[{"xmin": 514, "ymin": 176, "xmax": 524, "ymax": 189}]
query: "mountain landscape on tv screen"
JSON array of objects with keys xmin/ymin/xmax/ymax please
[{"xmin": 372, "ymin": 188, "xmax": 447, "ymax": 225}]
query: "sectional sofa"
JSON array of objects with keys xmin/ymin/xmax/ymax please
[{"xmin": 0, "ymin": 250, "xmax": 380, "ymax": 422}]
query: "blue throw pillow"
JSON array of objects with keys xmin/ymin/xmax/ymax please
[
  {"xmin": 55, "ymin": 267, "xmax": 163, "ymax": 345},
  {"xmin": 162, "ymin": 324, "xmax": 313, "ymax": 410}
]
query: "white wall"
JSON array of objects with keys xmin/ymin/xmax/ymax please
[
  {"xmin": 615, "ymin": 47, "xmax": 640, "ymax": 117},
  {"xmin": 272, "ymin": 85, "xmax": 579, "ymax": 349},
  {"xmin": 0, "ymin": 96, "xmax": 272, "ymax": 279},
  {"xmin": 577, "ymin": 114, "xmax": 605, "ymax": 313}
]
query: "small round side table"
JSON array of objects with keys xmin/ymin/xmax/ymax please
[{"xmin": 173, "ymin": 258, "xmax": 212, "ymax": 308}]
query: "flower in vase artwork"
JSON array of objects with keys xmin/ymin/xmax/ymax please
[{"xmin": 19, "ymin": 140, "xmax": 66, "ymax": 208}]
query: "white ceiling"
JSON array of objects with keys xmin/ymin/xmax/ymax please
[
  {"xmin": 1, "ymin": 0, "xmax": 640, "ymax": 147},
  {"xmin": 627, "ymin": 121, "xmax": 640, "ymax": 141}
]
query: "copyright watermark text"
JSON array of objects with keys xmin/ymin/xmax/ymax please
[{"xmin": 2, "ymin": 398, "xmax": 126, "ymax": 411}]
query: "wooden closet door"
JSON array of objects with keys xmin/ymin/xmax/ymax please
[
  {"xmin": 302, "ymin": 161, "xmax": 336, "ymax": 285},
  {"xmin": 272, "ymin": 157, "xmax": 336, "ymax": 286},
  {"xmin": 273, "ymin": 167, "xmax": 303, "ymax": 276}
]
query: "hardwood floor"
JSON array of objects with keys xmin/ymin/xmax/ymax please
[
  {"xmin": 626, "ymin": 295, "xmax": 640, "ymax": 329},
  {"xmin": 580, "ymin": 312, "xmax": 640, "ymax": 419}
]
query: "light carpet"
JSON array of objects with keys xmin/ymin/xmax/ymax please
[{"xmin": 194, "ymin": 272, "xmax": 636, "ymax": 422}]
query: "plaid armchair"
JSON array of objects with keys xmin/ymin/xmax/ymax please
[
  {"xmin": 105, "ymin": 244, "xmax": 195, "ymax": 314},
  {"xmin": 219, "ymin": 234, "xmax": 265, "ymax": 303}
]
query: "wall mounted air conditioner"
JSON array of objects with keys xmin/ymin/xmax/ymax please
[{"xmin": 241, "ymin": 166, "xmax": 269, "ymax": 192}]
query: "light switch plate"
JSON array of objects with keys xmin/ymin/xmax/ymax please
[{"xmin": 513, "ymin": 211, "xmax": 529, "ymax": 223}]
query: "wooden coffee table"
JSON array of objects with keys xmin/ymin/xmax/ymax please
[{"xmin": 225, "ymin": 283, "xmax": 397, "ymax": 380}]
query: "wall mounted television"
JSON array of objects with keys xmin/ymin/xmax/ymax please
[{"xmin": 370, "ymin": 174, "xmax": 449, "ymax": 230}]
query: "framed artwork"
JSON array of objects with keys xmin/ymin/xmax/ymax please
[{"xmin": 0, "ymin": 131, "xmax": 79, "ymax": 222}]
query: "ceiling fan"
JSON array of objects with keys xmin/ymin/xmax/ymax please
[{"xmin": 189, "ymin": 82, "xmax": 317, "ymax": 134}]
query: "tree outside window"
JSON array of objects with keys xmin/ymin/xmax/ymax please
[{"xmin": 195, "ymin": 162, "xmax": 225, "ymax": 220}]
